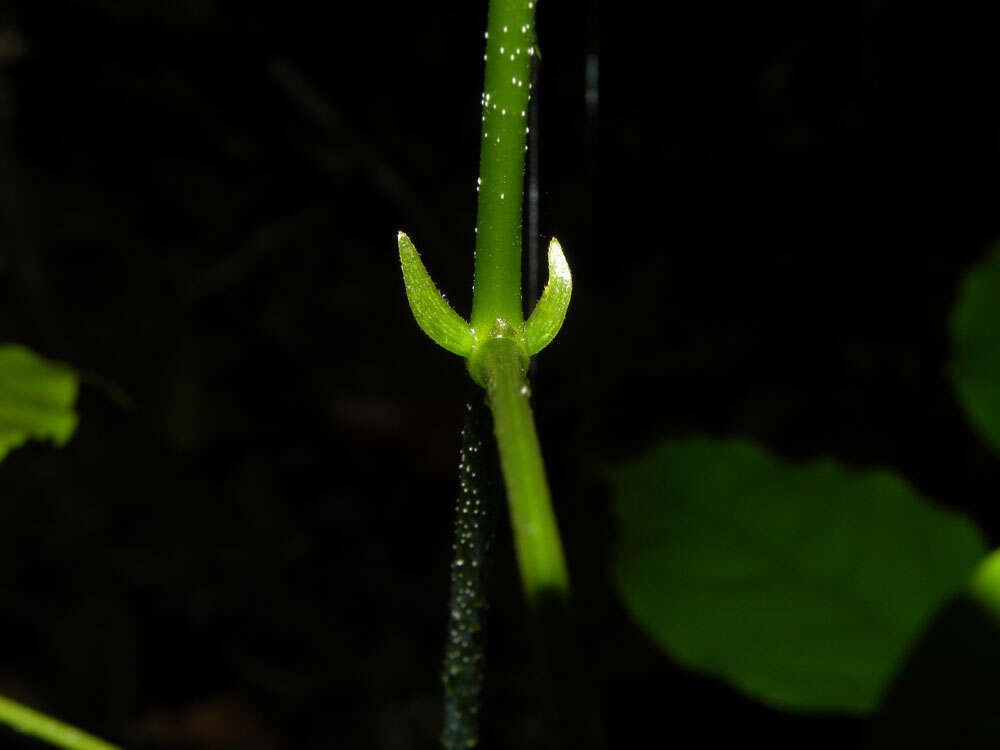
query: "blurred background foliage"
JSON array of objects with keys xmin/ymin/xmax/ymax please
[
  {"xmin": 2, "ymin": 0, "xmax": 1000, "ymax": 748},
  {"xmin": 0, "ymin": 345, "xmax": 78, "ymax": 459},
  {"xmin": 952, "ymin": 244, "xmax": 1000, "ymax": 456},
  {"xmin": 609, "ymin": 437, "xmax": 989, "ymax": 713}
]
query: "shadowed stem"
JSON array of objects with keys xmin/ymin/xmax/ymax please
[{"xmin": 441, "ymin": 397, "xmax": 498, "ymax": 749}]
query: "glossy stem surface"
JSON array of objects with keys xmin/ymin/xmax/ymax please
[
  {"xmin": 476, "ymin": 337, "xmax": 569, "ymax": 599},
  {"xmin": 470, "ymin": 0, "xmax": 536, "ymax": 334}
]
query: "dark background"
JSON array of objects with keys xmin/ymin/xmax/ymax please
[{"xmin": 1, "ymin": 1, "xmax": 999, "ymax": 747}]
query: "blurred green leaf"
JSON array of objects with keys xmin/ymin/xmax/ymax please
[
  {"xmin": 608, "ymin": 438, "xmax": 986, "ymax": 713},
  {"xmin": 952, "ymin": 242, "xmax": 1000, "ymax": 454},
  {"xmin": 970, "ymin": 548, "xmax": 1000, "ymax": 622},
  {"xmin": 0, "ymin": 344, "xmax": 79, "ymax": 462}
]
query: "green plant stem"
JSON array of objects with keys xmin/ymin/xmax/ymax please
[
  {"xmin": 469, "ymin": 0, "xmax": 569, "ymax": 604},
  {"xmin": 470, "ymin": 0, "xmax": 536, "ymax": 334},
  {"xmin": 0, "ymin": 695, "xmax": 124, "ymax": 750},
  {"xmin": 475, "ymin": 336, "xmax": 568, "ymax": 599}
]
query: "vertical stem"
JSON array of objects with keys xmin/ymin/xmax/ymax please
[
  {"xmin": 471, "ymin": 0, "xmax": 537, "ymax": 334},
  {"xmin": 525, "ymin": 52, "xmax": 541, "ymax": 316},
  {"xmin": 441, "ymin": 398, "xmax": 498, "ymax": 749},
  {"xmin": 438, "ymin": 3, "xmax": 573, "ymax": 745},
  {"xmin": 475, "ymin": 337, "xmax": 569, "ymax": 599},
  {"xmin": 470, "ymin": 0, "xmax": 567, "ymax": 604}
]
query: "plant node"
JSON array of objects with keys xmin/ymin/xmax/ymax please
[
  {"xmin": 466, "ymin": 319, "xmax": 530, "ymax": 387},
  {"xmin": 398, "ymin": 232, "xmax": 571, "ymax": 378}
]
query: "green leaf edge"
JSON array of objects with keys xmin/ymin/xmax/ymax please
[{"xmin": 949, "ymin": 242, "xmax": 1000, "ymax": 455}]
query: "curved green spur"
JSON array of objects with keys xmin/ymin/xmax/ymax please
[
  {"xmin": 398, "ymin": 232, "xmax": 475, "ymax": 357},
  {"xmin": 523, "ymin": 237, "xmax": 571, "ymax": 356}
]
